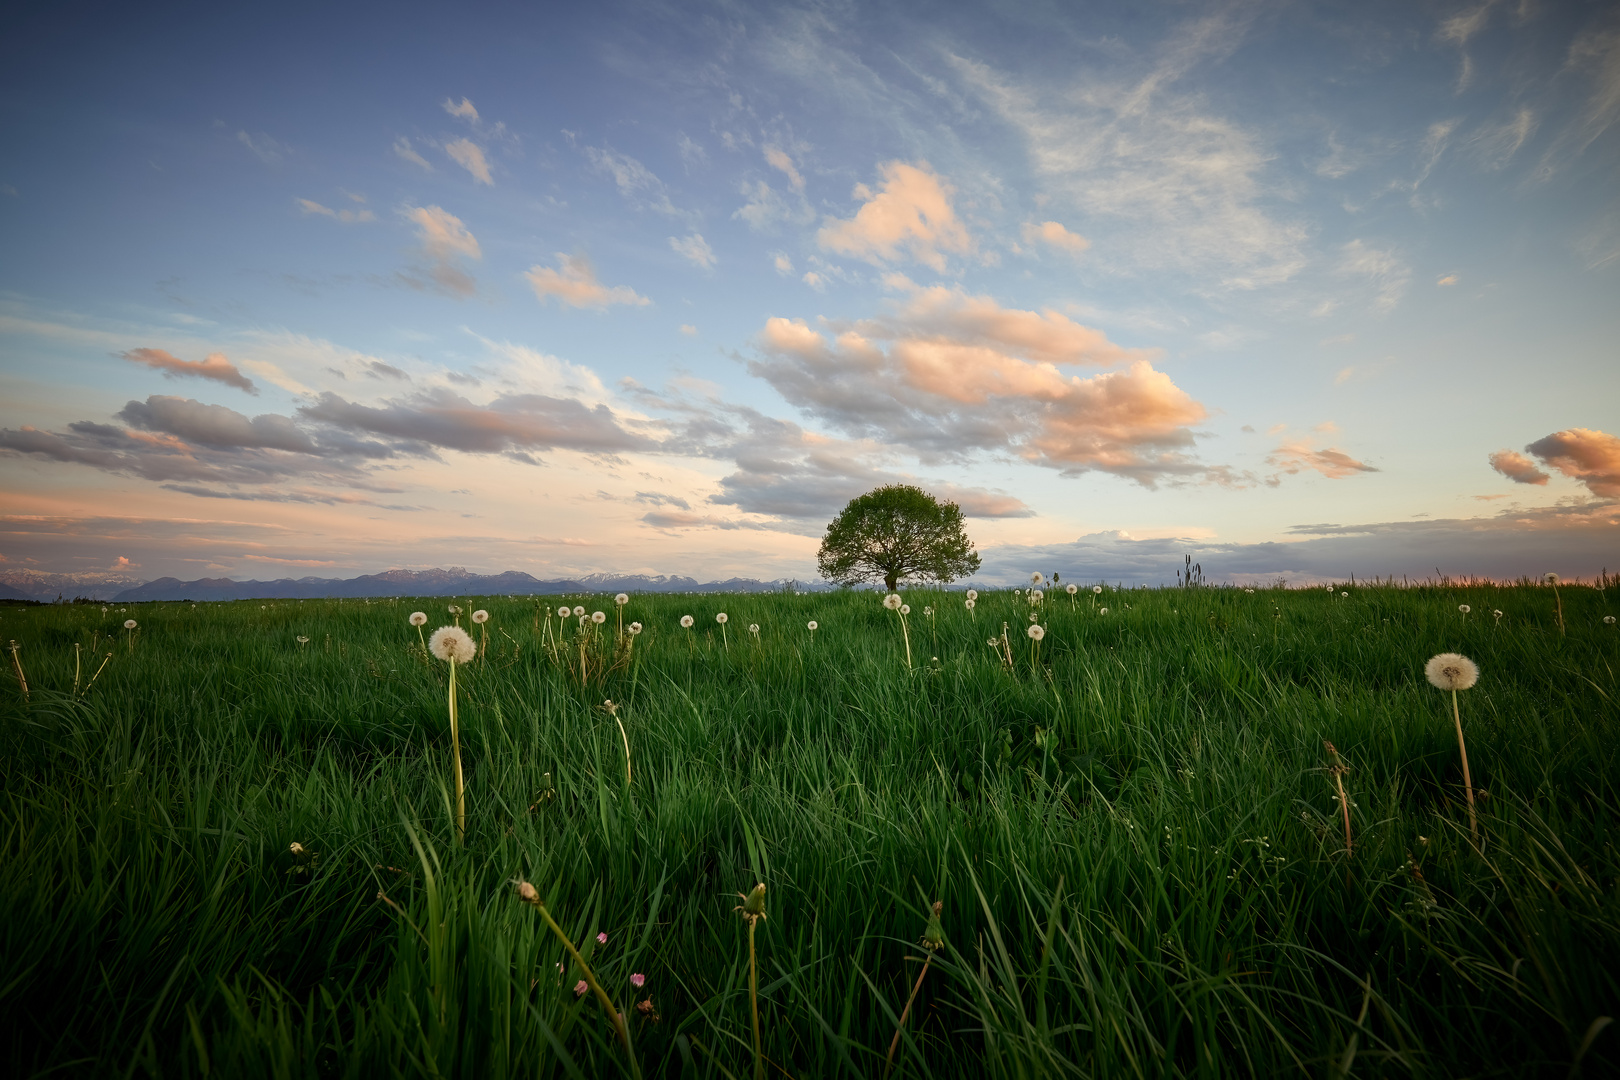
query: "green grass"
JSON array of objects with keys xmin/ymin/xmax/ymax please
[{"xmin": 1, "ymin": 582, "xmax": 1617, "ymax": 1078}]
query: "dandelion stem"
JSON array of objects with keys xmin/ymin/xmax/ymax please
[
  {"xmin": 8, "ymin": 641, "xmax": 27, "ymax": 699},
  {"xmin": 519, "ymin": 889, "xmax": 640, "ymax": 1079},
  {"xmin": 885, "ymin": 953, "xmax": 933, "ymax": 1074},
  {"xmin": 749, "ymin": 915, "xmax": 763, "ymax": 1080},
  {"xmin": 899, "ymin": 612, "xmax": 912, "ymax": 670},
  {"xmin": 83, "ymin": 652, "xmax": 113, "ymax": 695},
  {"xmin": 1452, "ymin": 687, "xmax": 1478, "ymax": 842},
  {"xmin": 615, "ymin": 713, "xmax": 632, "ymax": 785},
  {"xmin": 73, "ymin": 642, "xmax": 81, "ymax": 696},
  {"xmin": 449, "ymin": 657, "xmax": 465, "ymax": 846}
]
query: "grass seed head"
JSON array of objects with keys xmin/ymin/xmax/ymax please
[{"xmin": 1425, "ymin": 652, "xmax": 1479, "ymax": 691}]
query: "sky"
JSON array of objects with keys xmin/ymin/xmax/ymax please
[{"xmin": 1, "ymin": 0, "xmax": 1617, "ymax": 587}]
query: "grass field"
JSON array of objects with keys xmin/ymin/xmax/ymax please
[{"xmin": 2, "ymin": 579, "xmax": 1618, "ymax": 1078}]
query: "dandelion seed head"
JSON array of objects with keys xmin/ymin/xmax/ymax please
[
  {"xmin": 557, "ymin": 606, "xmax": 570, "ymax": 617},
  {"xmin": 1544, "ymin": 572, "xmax": 1560, "ymax": 585},
  {"xmin": 1099, "ymin": 607, "xmax": 1108, "ymax": 615},
  {"xmin": 987, "ymin": 637, "xmax": 999, "ymax": 646},
  {"xmin": 124, "ymin": 619, "xmax": 137, "ymax": 629},
  {"xmin": 1066, "ymin": 583, "xmax": 1078, "ymax": 595},
  {"xmin": 409, "ymin": 612, "xmax": 428, "ymax": 626},
  {"xmin": 429, "ymin": 625, "xmax": 477, "ymax": 664},
  {"xmin": 1030, "ymin": 572, "xmax": 1043, "ymax": 585},
  {"xmin": 716, "ymin": 612, "xmax": 728, "ymax": 624},
  {"xmin": 680, "ymin": 615, "xmax": 694, "ymax": 628},
  {"xmin": 1605, "ymin": 616, "xmax": 1616, "ymax": 625},
  {"xmin": 572, "ymin": 606, "xmax": 585, "ymax": 617},
  {"xmin": 966, "ymin": 589, "xmax": 978, "ymax": 601},
  {"xmin": 1425, "ymin": 652, "xmax": 1479, "ymax": 691},
  {"xmin": 448, "ymin": 604, "xmax": 462, "ymax": 615},
  {"xmin": 1030, "ymin": 590, "xmax": 1043, "ymax": 602},
  {"xmin": 296, "ymin": 635, "xmax": 310, "ymax": 644},
  {"xmin": 1027, "ymin": 624, "xmax": 1045, "ymax": 641},
  {"xmin": 628, "ymin": 622, "xmax": 642, "ymax": 634},
  {"xmin": 1458, "ymin": 604, "xmax": 1470, "ymax": 614},
  {"xmin": 1093, "ymin": 586, "xmax": 1103, "ymax": 594},
  {"xmin": 749, "ymin": 623, "xmax": 759, "ymax": 634},
  {"xmin": 883, "ymin": 593, "xmax": 902, "ymax": 610},
  {"xmin": 472, "ymin": 609, "xmax": 489, "ymax": 624},
  {"xmin": 807, "ymin": 620, "xmax": 817, "ymax": 631},
  {"xmin": 1028, "ymin": 612, "xmax": 1038, "ymax": 622},
  {"xmin": 591, "ymin": 611, "xmax": 606, "ymax": 624},
  {"xmin": 614, "ymin": 593, "xmax": 629, "ymax": 606},
  {"xmin": 900, "ymin": 604, "xmax": 911, "ymax": 615},
  {"xmin": 1340, "ymin": 591, "xmax": 1348, "ymax": 597},
  {"xmin": 965, "ymin": 598, "xmax": 976, "ymax": 609}
]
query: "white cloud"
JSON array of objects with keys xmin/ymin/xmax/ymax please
[
  {"xmin": 763, "ymin": 145, "xmax": 805, "ymax": 191},
  {"xmin": 525, "ymin": 253, "xmax": 650, "ymax": 310},
  {"xmin": 445, "ymin": 138, "xmax": 493, "ymax": 184},
  {"xmin": 443, "ymin": 97, "xmax": 479, "ymax": 121},
  {"xmin": 1020, "ymin": 220, "xmax": 1090, "ymax": 255},
  {"xmin": 679, "ymin": 324, "xmax": 698, "ymax": 336},
  {"xmin": 669, "ymin": 233, "xmax": 716, "ymax": 269},
  {"xmin": 816, "ymin": 160, "xmax": 972, "ymax": 273},
  {"xmin": 394, "ymin": 137, "xmax": 433, "ymax": 171},
  {"xmin": 773, "ymin": 253, "xmax": 794, "ymax": 275}
]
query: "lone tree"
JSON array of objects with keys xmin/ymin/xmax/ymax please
[{"xmin": 817, "ymin": 485, "xmax": 981, "ymax": 591}]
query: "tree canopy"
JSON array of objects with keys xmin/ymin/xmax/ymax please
[{"xmin": 816, "ymin": 485, "xmax": 981, "ymax": 591}]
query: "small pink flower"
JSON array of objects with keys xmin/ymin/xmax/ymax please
[
  {"xmin": 574, "ymin": 980, "xmax": 588, "ymax": 997},
  {"xmin": 596, "ymin": 932, "xmax": 608, "ymax": 945},
  {"xmin": 630, "ymin": 973, "xmax": 646, "ymax": 988}
]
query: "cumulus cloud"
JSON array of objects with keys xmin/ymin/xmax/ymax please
[
  {"xmin": 394, "ymin": 137, "xmax": 433, "ymax": 171},
  {"xmin": 816, "ymin": 161, "xmax": 971, "ymax": 273},
  {"xmin": 402, "ymin": 205, "xmax": 481, "ymax": 297},
  {"xmin": 747, "ymin": 285, "xmax": 1212, "ymax": 485},
  {"xmin": 1523, "ymin": 428, "xmax": 1620, "ymax": 496},
  {"xmin": 1489, "ymin": 448, "xmax": 1550, "ymax": 485},
  {"xmin": 444, "ymin": 138, "xmax": 493, "ymax": 184},
  {"xmin": 119, "ymin": 396, "xmax": 316, "ymax": 452},
  {"xmin": 297, "ymin": 198, "xmax": 375, "ymax": 223},
  {"xmin": 669, "ymin": 233, "xmax": 716, "ymax": 268},
  {"xmin": 525, "ymin": 253, "xmax": 649, "ymax": 309},
  {"xmin": 123, "ymin": 348, "xmax": 258, "ymax": 394},
  {"xmin": 1021, "ymin": 220, "xmax": 1090, "ymax": 255}
]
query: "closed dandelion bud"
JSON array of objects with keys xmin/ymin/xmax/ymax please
[
  {"xmin": 516, "ymin": 880, "xmax": 539, "ymax": 904},
  {"xmin": 738, "ymin": 882, "xmax": 767, "ymax": 921},
  {"xmin": 922, "ymin": 901, "xmax": 945, "ymax": 951}
]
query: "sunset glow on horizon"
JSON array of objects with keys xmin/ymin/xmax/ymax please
[{"xmin": 2, "ymin": 1, "xmax": 1617, "ymax": 587}]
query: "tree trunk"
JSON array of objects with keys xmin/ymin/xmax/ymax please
[{"xmin": 885, "ymin": 572, "xmax": 897, "ymax": 591}]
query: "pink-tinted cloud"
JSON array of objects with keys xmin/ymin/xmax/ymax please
[
  {"xmin": 297, "ymin": 198, "xmax": 375, "ymax": 223},
  {"xmin": 1524, "ymin": 428, "xmax": 1620, "ymax": 497},
  {"xmin": 445, "ymin": 138, "xmax": 492, "ymax": 184},
  {"xmin": 402, "ymin": 205, "xmax": 480, "ymax": 296},
  {"xmin": 525, "ymin": 253, "xmax": 649, "ymax": 309},
  {"xmin": 1021, "ymin": 220, "xmax": 1090, "ymax": 255},
  {"xmin": 123, "ymin": 348, "xmax": 258, "ymax": 394},
  {"xmin": 817, "ymin": 161, "xmax": 971, "ymax": 273},
  {"xmin": 751, "ymin": 289, "xmax": 1212, "ymax": 486},
  {"xmin": 1267, "ymin": 439, "xmax": 1378, "ymax": 480},
  {"xmin": 1489, "ymin": 448, "xmax": 1550, "ymax": 485}
]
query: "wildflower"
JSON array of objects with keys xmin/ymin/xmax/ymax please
[
  {"xmin": 557, "ymin": 606, "xmax": 571, "ymax": 618},
  {"xmin": 716, "ymin": 612, "xmax": 728, "ymax": 624},
  {"xmin": 629, "ymin": 622, "xmax": 643, "ymax": 634},
  {"xmin": 615, "ymin": 593, "xmax": 629, "ymax": 606},
  {"xmin": 806, "ymin": 620, "xmax": 817, "ymax": 631},
  {"xmin": 430, "ymin": 626, "xmax": 477, "ymax": 664},
  {"xmin": 680, "ymin": 615, "xmax": 694, "ymax": 628},
  {"xmin": 597, "ymin": 932, "xmax": 609, "ymax": 945},
  {"xmin": 591, "ymin": 611, "xmax": 606, "ymax": 624},
  {"xmin": 573, "ymin": 606, "xmax": 586, "ymax": 617},
  {"xmin": 1425, "ymin": 653, "xmax": 1479, "ymax": 691},
  {"xmin": 410, "ymin": 612, "xmax": 428, "ymax": 626},
  {"xmin": 1027, "ymin": 624, "xmax": 1045, "ymax": 641},
  {"xmin": 517, "ymin": 881, "xmax": 539, "ymax": 904},
  {"xmin": 124, "ymin": 619, "xmax": 137, "ymax": 630},
  {"xmin": 966, "ymin": 589, "xmax": 978, "ymax": 601},
  {"xmin": 575, "ymin": 980, "xmax": 588, "ymax": 997},
  {"xmin": 883, "ymin": 593, "xmax": 902, "ymax": 610},
  {"xmin": 630, "ymin": 973, "xmax": 646, "ymax": 988}
]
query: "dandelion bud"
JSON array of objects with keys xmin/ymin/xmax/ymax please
[
  {"xmin": 716, "ymin": 612, "xmax": 728, "ymax": 624},
  {"xmin": 680, "ymin": 615, "xmax": 694, "ymax": 628},
  {"xmin": 409, "ymin": 612, "xmax": 427, "ymax": 626},
  {"xmin": 614, "ymin": 593, "xmax": 629, "ymax": 606},
  {"xmin": 738, "ymin": 882, "xmax": 767, "ymax": 921},
  {"xmin": 591, "ymin": 611, "xmax": 606, "ymax": 624},
  {"xmin": 472, "ymin": 609, "xmax": 489, "ymax": 624},
  {"xmin": 922, "ymin": 900, "xmax": 945, "ymax": 951}
]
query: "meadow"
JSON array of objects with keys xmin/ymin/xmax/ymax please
[{"xmin": 1, "ymin": 578, "xmax": 1617, "ymax": 1078}]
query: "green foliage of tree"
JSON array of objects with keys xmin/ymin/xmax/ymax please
[{"xmin": 817, "ymin": 484, "xmax": 981, "ymax": 591}]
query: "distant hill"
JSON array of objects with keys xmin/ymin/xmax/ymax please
[
  {"xmin": 109, "ymin": 567, "xmax": 826, "ymax": 602},
  {"xmin": 0, "ymin": 570, "xmax": 147, "ymax": 603}
]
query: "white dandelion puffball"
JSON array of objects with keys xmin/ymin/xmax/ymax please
[
  {"xmin": 629, "ymin": 622, "xmax": 643, "ymax": 635},
  {"xmin": 749, "ymin": 623, "xmax": 759, "ymax": 634},
  {"xmin": 472, "ymin": 609, "xmax": 489, "ymax": 624},
  {"xmin": 551, "ymin": 606, "xmax": 566, "ymax": 618},
  {"xmin": 573, "ymin": 606, "xmax": 586, "ymax": 617},
  {"xmin": 1245, "ymin": 589, "xmax": 1254, "ymax": 594},
  {"xmin": 988, "ymin": 637, "xmax": 999, "ymax": 646},
  {"xmin": 1030, "ymin": 572, "xmax": 1043, "ymax": 585},
  {"xmin": 1067, "ymin": 584, "xmax": 1078, "ymax": 595},
  {"xmin": 448, "ymin": 604, "xmax": 462, "ymax": 615},
  {"xmin": 1027, "ymin": 624, "xmax": 1045, "ymax": 641},
  {"xmin": 1425, "ymin": 653, "xmax": 1479, "ymax": 691},
  {"xmin": 807, "ymin": 620, "xmax": 818, "ymax": 631},
  {"xmin": 716, "ymin": 612, "xmax": 728, "ymax": 624},
  {"xmin": 1493, "ymin": 610, "xmax": 1504, "ymax": 618},
  {"xmin": 296, "ymin": 635, "xmax": 310, "ymax": 644},
  {"xmin": 923, "ymin": 606, "xmax": 934, "ymax": 616},
  {"xmin": 1340, "ymin": 591, "xmax": 1348, "ymax": 598},
  {"xmin": 966, "ymin": 589, "xmax": 978, "ymax": 601},
  {"xmin": 429, "ymin": 626, "xmax": 477, "ymax": 664},
  {"xmin": 1030, "ymin": 590, "xmax": 1043, "ymax": 603},
  {"xmin": 1028, "ymin": 612, "xmax": 1038, "ymax": 622},
  {"xmin": 900, "ymin": 604, "xmax": 911, "ymax": 615},
  {"xmin": 1544, "ymin": 572, "xmax": 1560, "ymax": 585},
  {"xmin": 1458, "ymin": 605, "xmax": 1471, "ymax": 614},
  {"xmin": 680, "ymin": 615, "xmax": 694, "ymax": 628},
  {"xmin": 124, "ymin": 619, "xmax": 137, "ymax": 629},
  {"xmin": 1098, "ymin": 607, "xmax": 1108, "ymax": 616},
  {"xmin": 1093, "ymin": 585, "xmax": 1103, "ymax": 594},
  {"xmin": 615, "ymin": 593, "xmax": 629, "ymax": 606},
  {"xmin": 410, "ymin": 612, "xmax": 428, "ymax": 626},
  {"xmin": 1605, "ymin": 616, "xmax": 1616, "ymax": 625},
  {"xmin": 883, "ymin": 593, "xmax": 902, "ymax": 610},
  {"xmin": 965, "ymin": 598, "xmax": 976, "ymax": 610},
  {"xmin": 591, "ymin": 611, "xmax": 606, "ymax": 624}
]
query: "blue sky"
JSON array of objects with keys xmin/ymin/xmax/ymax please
[{"xmin": 2, "ymin": 0, "xmax": 1616, "ymax": 585}]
